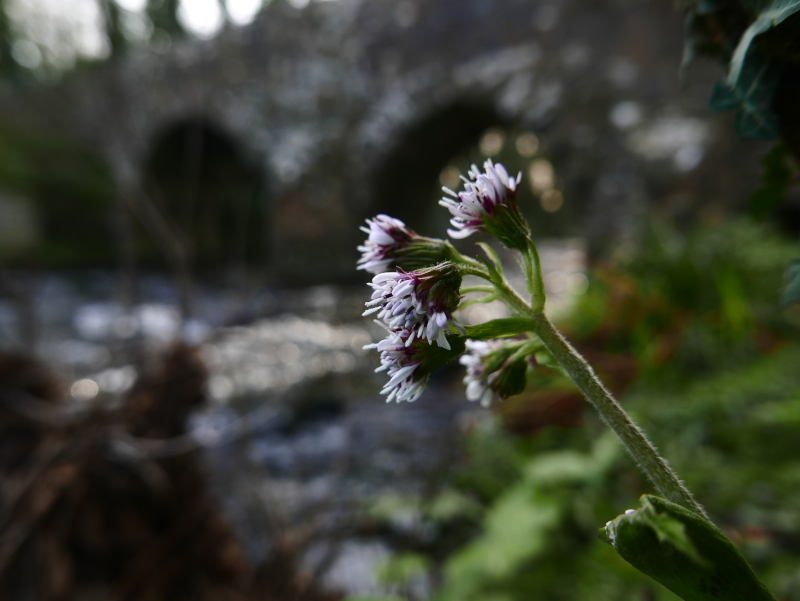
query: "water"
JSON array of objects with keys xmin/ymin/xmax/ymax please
[{"xmin": 0, "ymin": 239, "xmax": 585, "ymax": 596}]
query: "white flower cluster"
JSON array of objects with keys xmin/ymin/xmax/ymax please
[
  {"xmin": 363, "ymin": 268, "xmax": 464, "ymax": 403},
  {"xmin": 357, "ymin": 214, "xmax": 415, "ymax": 275},
  {"xmin": 439, "ymin": 159, "xmax": 521, "ymax": 239},
  {"xmin": 366, "ymin": 334, "xmax": 427, "ymax": 403},
  {"xmin": 459, "ymin": 339, "xmax": 500, "ymax": 407},
  {"xmin": 360, "ymin": 160, "xmax": 527, "ymax": 405},
  {"xmin": 364, "ymin": 271, "xmax": 464, "ymax": 350}
]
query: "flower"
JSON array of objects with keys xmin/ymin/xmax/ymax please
[
  {"xmin": 363, "ymin": 264, "xmax": 465, "ymax": 350},
  {"xmin": 459, "ymin": 340, "xmax": 500, "ymax": 407},
  {"xmin": 460, "ymin": 338, "xmax": 530, "ymax": 406},
  {"xmin": 365, "ymin": 334, "xmax": 428, "ymax": 403},
  {"xmin": 439, "ymin": 160, "xmax": 522, "ymax": 240},
  {"xmin": 357, "ymin": 214, "xmax": 417, "ymax": 274}
]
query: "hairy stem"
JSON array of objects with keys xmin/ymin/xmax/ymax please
[
  {"xmin": 460, "ymin": 285, "xmax": 496, "ymax": 294},
  {"xmin": 530, "ymin": 312, "xmax": 708, "ymax": 519},
  {"xmin": 464, "ymin": 248, "xmax": 706, "ymax": 517},
  {"xmin": 523, "ymin": 240, "xmax": 546, "ymax": 312}
]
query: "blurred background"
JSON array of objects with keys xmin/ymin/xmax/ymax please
[{"xmin": 0, "ymin": 0, "xmax": 799, "ymax": 599}]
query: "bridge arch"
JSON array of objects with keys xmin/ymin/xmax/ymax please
[{"xmin": 140, "ymin": 117, "xmax": 269, "ymax": 273}]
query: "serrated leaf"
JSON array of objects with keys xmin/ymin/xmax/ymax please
[
  {"xmin": 464, "ymin": 317, "xmax": 537, "ymax": 340},
  {"xmin": 727, "ymin": 0, "xmax": 800, "ymax": 88},
  {"xmin": 601, "ymin": 495, "xmax": 776, "ymax": 601}
]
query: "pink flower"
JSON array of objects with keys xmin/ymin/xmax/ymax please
[
  {"xmin": 364, "ymin": 335, "xmax": 427, "ymax": 403},
  {"xmin": 363, "ymin": 266, "xmax": 464, "ymax": 350},
  {"xmin": 459, "ymin": 340, "xmax": 500, "ymax": 407},
  {"xmin": 439, "ymin": 160, "xmax": 522, "ymax": 240},
  {"xmin": 357, "ymin": 215, "xmax": 417, "ymax": 275}
]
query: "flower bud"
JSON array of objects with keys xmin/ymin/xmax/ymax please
[
  {"xmin": 490, "ymin": 355, "xmax": 528, "ymax": 399},
  {"xmin": 460, "ymin": 339, "xmax": 530, "ymax": 406}
]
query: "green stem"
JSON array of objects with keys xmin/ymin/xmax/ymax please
[
  {"xmin": 493, "ymin": 277, "xmax": 533, "ymax": 317},
  {"xmin": 529, "ymin": 311, "xmax": 708, "ymax": 519},
  {"xmin": 460, "ymin": 285, "xmax": 495, "ymax": 294},
  {"xmin": 526, "ymin": 240, "xmax": 546, "ymax": 313},
  {"xmin": 447, "ymin": 242, "xmax": 486, "ymax": 271},
  {"xmin": 458, "ymin": 235, "xmax": 704, "ymax": 517}
]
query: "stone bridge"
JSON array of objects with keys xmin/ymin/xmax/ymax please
[{"xmin": 0, "ymin": 0, "xmax": 764, "ymax": 283}]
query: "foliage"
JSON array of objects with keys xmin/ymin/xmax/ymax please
[
  {"xmin": 0, "ymin": 124, "xmax": 117, "ymax": 265},
  {"xmin": 709, "ymin": 49, "xmax": 782, "ymax": 139},
  {"xmin": 690, "ymin": 0, "xmax": 800, "ymax": 138},
  {"xmin": 603, "ymin": 495, "xmax": 775, "ymax": 600},
  {"xmin": 352, "ymin": 218, "xmax": 800, "ymax": 601}
]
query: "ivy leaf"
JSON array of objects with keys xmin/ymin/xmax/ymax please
[
  {"xmin": 600, "ymin": 495, "xmax": 777, "ymax": 601},
  {"xmin": 727, "ymin": 0, "xmax": 800, "ymax": 89},
  {"xmin": 710, "ymin": 50, "xmax": 782, "ymax": 139}
]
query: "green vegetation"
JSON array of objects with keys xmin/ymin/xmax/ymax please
[
  {"xmin": 357, "ymin": 219, "xmax": 800, "ymax": 601},
  {"xmin": 0, "ymin": 124, "xmax": 117, "ymax": 266}
]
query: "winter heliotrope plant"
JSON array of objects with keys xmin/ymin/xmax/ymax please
[{"xmin": 357, "ymin": 159, "xmax": 777, "ymax": 601}]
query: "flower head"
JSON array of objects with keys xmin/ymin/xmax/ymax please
[
  {"xmin": 357, "ymin": 214, "xmax": 455, "ymax": 274},
  {"xmin": 459, "ymin": 340, "xmax": 501, "ymax": 407},
  {"xmin": 357, "ymin": 215, "xmax": 417, "ymax": 275},
  {"xmin": 439, "ymin": 160, "xmax": 521, "ymax": 239},
  {"xmin": 363, "ymin": 263, "xmax": 465, "ymax": 350},
  {"xmin": 460, "ymin": 338, "xmax": 530, "ymax": 406},
  {"xmin": 439, "ymin": 160, "xmax": 530, "ymax": 250},
  {"xmin": 366, "ymin": 335, "xmax": 428, "ymax": 403}
]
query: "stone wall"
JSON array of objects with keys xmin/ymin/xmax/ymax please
[{"xmin": 0, "ymin": 0, "xmax": 768, "ymax": 283}]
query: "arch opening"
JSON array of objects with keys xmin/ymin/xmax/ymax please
[
  {"xmin": 370, "ymin": 103, "xmax": 580, "ymax": 243},
  {"xmin": 141, "ymin": 119, "xmax": 268, "ymax": 274}
]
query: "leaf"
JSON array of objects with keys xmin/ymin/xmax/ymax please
[
  {"xmin": 533, "ymin": 348, "xmax": 569, "ymax": 378},
  {"xmin": 780, "ymin": 251, "xmax": 800, "ymax": 307},
  {"xmin": 476, "ymin": 242, "xmax": 504, "ymax": 275},
  {"xmin": 417, "ymin": 336, "xmax": 467, "ymax": 376},
  {"xmin": 708, "ymin": 80, "xmax": 742, "ymax": 111},
  {"xmin": 600, "ymin": 495, "xmax": 777, "ymax": 601},
  {"xmin": 464, "ymin": 317, "xmax": 537, "ymax": 340},
  {"xmin": 727, "ymin": 0, "xmax": 800, "ymax": 88},
  {"xmin": 710, "ymin": 50, "xmax": 783, "ymax": 139}
]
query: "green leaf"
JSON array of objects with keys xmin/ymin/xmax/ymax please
[
  {"xmin": 476, "ymin": 242, "xmax": 504, "ymax": 275},
  {"xmin": 727, "ymin": 0, "xmax": 800, "ymax": 88},
  {"xmin": 464, "ymin": 318, "xmax": 537, "ymax": 340},
  {"xmin": 708, "ymin": 80, "xmax": 742, "ymax": 111},
  {"xmin": 711, "ymin": 50, "xmax": 782, "ymax": 139},
  {"xmin": 417, "ymin": 336, "xmax": 467, "ymax": 375},
  {"xmin": 601, "ymin": 495, "xmax": 777, "ymax": 601},
  {"xmin": 458, "ymin": 293, "xmax": 498, "ymax": 310},
  {"xmin": 533, "ymin": 348, "xmax": 570, "ymax": 378}
]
